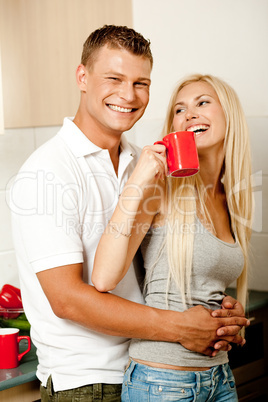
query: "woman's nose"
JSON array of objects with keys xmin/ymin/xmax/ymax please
[{"xmin": 185, "ymin": 108, "xmax": 198, "ymax": 121}]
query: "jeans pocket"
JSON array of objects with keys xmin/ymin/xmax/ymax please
[
  {"xmin": 151, "ymin": 384, "xmax": 195, "ymax": 401},
  {"xmin": 122, "ymin": 379, "xmax": 149, "ymax": 402},
  {"xmin": 226, "ymin": 366, "xmax": 236, "ymax": 391}
]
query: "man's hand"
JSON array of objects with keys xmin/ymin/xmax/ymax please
[
  {"xmin": 211, "ymin": 295, "xmax": 249, "ymax": 356},
  {"xmin": 178, "ymin": 305, "xmax": 249, "ymax": 357},
  {"xmin": 217, "ymin": 294, "xmax": 245, "ymax": 316}
]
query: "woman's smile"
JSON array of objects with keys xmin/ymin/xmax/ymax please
[{"xmin": 173, "ymin": 81, "xmax": 226, "ymax": 153}]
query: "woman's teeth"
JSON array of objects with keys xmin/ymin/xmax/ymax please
[
  {"xmin": 187, "ymin": 125, "xmax": 209, "ymax": 134},
  {"xmin": 108, "ymin": 104, "xmax": 132, "ymax": 113}
]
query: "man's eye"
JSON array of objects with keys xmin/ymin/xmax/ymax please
[
  {"xmin": 108, "ymin": 77, "xmax": 120, "ymax": 81},
  {"xmin": 135, "ymin": 82, "xmax": 149, "ymax": 87}
]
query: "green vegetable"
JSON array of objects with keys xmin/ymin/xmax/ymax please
[
  {"xmin": 0, "ymin": 318, "xmax": 30, "ymax": 331},
  {"xmin": 0, "ymin": 316, "xmax": 30, "ymax": 331},
  {"xmin": 16, "ymin": 313, "xmax": 28, "ymax": 321}
]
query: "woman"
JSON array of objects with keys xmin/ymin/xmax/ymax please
[{"xmin": 92, "ymin": 74, "xmax": 252, "ymax": 401}]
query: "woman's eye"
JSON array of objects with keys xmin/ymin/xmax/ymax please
[
  {"xmin": 175, "ymin": 108, "xmax": 184, "ymax": 114},
  {"xmin": 198, "ymin": 100, "xmax": 208, "ymax": 106}
]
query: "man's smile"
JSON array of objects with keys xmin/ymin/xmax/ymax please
[{"xmin": 107, "ymin": 104, "xmax": 137, "ymax": 113}]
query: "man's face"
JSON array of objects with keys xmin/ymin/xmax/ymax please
[{"xmin": 79, "ymin": 45, "xmax": 152, "ymax": 140}]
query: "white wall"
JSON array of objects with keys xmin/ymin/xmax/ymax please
[
  {"xmin": 0, "ymin": 126, "xmax": 60, "ymax": 288},
  {"xmin": 0, "ymin": 0, "xmax": 267, "ymax": 292},
  {"xmin": 0, "ymin": 45, "xmax": 4, "ymax": 134},
  {"xmin": 131, "ymin": 0, "xmax": 268, "ymax": 290}
]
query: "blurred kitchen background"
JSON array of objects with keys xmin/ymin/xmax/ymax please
[{"xmin": 0, "ymin": 0, "xmax": 267, "ymax": 291}]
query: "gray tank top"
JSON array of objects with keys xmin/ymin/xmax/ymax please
[{"xmin": 129, "ymin": 218, "xmax": 244, "ymax": 367}]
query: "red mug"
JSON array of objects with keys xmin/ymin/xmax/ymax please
[
  {"xmin": 0, "ymin": 328, "xmax": 31, "ymax": 369},
  {"xmin": 155, "ymin": 131, "xmax": 199, "ymax": 177}
]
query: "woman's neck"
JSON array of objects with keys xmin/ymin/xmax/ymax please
[{"xmin": 198, "ymin": 151, "xmax": 225, "ymax": 197}]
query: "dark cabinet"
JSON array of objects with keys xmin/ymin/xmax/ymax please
[{"xmin": 228, "ymin": 290, "xmax": 268, "ymax": 401}]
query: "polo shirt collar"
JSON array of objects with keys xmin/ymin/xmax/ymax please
[{"xmin": 59, "ymin": 117, "xmax": 136, "ymax": 159}]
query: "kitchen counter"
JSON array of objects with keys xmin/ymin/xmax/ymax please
[{"xmin": 0, "ymin": 340, "xmax": 38, "ymax": 391}]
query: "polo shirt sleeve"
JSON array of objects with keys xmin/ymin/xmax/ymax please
[{"xmin": 10, "ymin": 167, "xmax": 84, "ymax": 273}]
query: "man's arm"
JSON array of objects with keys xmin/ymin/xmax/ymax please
[{"xmin": 37, "ymin": 263, "xmax": 250, "ymax": 357}]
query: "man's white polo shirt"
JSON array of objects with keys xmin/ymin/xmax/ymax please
[{"xmin": 10, "ymin": 118, "xmax": 144, "ymax": 391}]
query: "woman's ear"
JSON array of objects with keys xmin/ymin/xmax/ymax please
[{"xmin": 76, "ymin": 64, "xmax": 87, "ymax": 91}]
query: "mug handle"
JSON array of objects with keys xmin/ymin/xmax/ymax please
[
  {"xmin": 154, "ymin": 140, "xmax": 166, "ymax": 146},
  {"xmin": 154, "ymin": 140, "xmax": 170, "ymax": 172},
  {"xmin": 17, "ymin": 335, "xmax": 31, "ymax": 361}
]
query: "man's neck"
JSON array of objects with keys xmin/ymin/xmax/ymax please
[{"xmin": 73, "ymin": 111, "xmax": 121, "ymax": 176}]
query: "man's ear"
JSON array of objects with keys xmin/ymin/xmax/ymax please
[{"xmin": 76, "ymin": 64, "xmax": 87, "ymax": 91}]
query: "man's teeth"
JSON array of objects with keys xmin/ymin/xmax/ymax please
[
  {"xmin": 187, "ymin": 125, "xmax": 209, "ymax": 133},
  {"xmin": 108, "ymin": 104, "xmax": 132, "ymax": 113}
]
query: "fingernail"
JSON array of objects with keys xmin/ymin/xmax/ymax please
[{"xmin": 218, "ymin": 329, "xmax": 224, "ymax": 336}]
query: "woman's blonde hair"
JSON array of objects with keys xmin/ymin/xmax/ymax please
[{"xmin": 162, "ymin": 74, "xmax": 252, "ymax": 311}]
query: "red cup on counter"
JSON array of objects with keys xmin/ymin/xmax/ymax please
[
  {"xmin": 154, "ymin": 131, "xmax": 199, "ymax": 177},
  {"xmin": 0, "ymin": 328, "xmax": 31, "ymax": 369}
]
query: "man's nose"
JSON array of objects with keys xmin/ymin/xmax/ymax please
[{"xmin": 119, "ymin": 83, "xmax": 136, "ymax": 102}]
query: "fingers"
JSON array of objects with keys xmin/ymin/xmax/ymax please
[
  {"xmin": 213, "ymin": 336, "xmax": 246, "ymax": 357},
  {"xmin": 211, "ymin": 343, "xmax": 232, "ymax": 357},
  {"xmin": 209, "ymin": 341, "xmax": 234, "ymax": 355},
  {"xmin": 201, "ymin": 347, "xmax": 215, "ymax": 357},
  {"xmin": 216, "ymin": 316, "xmax": 250, "ymax": 331},
  {"xmin": 213, "ymin": 340, "xmax": 232, "ymax": 352},
  {"xmin": 217, "ymin": 325, "xmax": 241, "ymax": 337},
  {"xmin": 150, "ymin": 143, "xmax": 167, "ymax": 156},
  {"xmin": 221, "ymin": 295, "xmax": 236, "ymax": 309},
  {"xmin": 152, "ymin": 145, "xmax": 168, "ymax": 177},
  {"xmin": 140, "ymin": 145, "xmax": 168, "ymax": 179},
  {"xmin": 216, "ymin": 334, "xmax": 246, "ymax": 345},
  {"xmin": 221, "ymin": 296, "xmax": 245, "ymax": 316},
  {"xmin": 212, "ymin": 308, "xmax": 246, "ymax": 319}
]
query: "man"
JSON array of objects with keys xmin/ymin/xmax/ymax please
[{"xmin": 10, "ymin": 25, "xmax": 249, "ymax": 401}]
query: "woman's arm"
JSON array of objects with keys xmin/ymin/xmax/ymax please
[{"xmin": 92, "ymin": 144, "xmax": 167, "ymax": 291}]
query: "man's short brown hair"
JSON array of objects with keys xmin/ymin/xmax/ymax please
[{"xmin": 81, "ymin": 25, "xmax": 153, "ymax": 68}]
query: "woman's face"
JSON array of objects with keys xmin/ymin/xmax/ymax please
[{"xmin": 172, "ymin": 81, "xmax": 226, "ymax": 154}]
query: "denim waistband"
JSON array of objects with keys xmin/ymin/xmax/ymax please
[{"xmin": 125, "ymin": 359, "xmax": 230, "ymax": 392}]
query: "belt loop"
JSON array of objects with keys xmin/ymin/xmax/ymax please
[
  {"xmin": 222, "ymin": 363, "xmax": 228, "ymax": 385},
  {"xmin": 211, "ymin": 365, "xmax": 217, "ymax": 387},
  {"xmin": 195, "ymin": 372, "xmax": 200, "ymax": 395},
  {"xmin": 125, "ymin": 359, "xmax": 136, "ymax": 383},
  {"xmin": 46, "ymin": 375, "xmax": 54, "ymax": 397},
  {"xmin": 93, "ymin": 383, "xmax": 103, "ymax": 400}
]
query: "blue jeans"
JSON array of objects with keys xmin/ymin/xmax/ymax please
[{"xmin": 122, "ymin": 360, "xmax": 238, "ymax": 401}]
